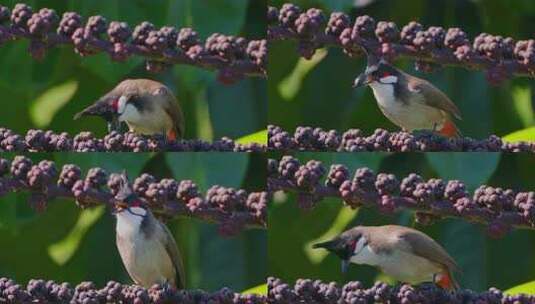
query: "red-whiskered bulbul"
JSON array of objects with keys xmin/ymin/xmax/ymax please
[
  {"xmin": 313, "ymin": 225, "xmax": 460, "ymax": 290},
  {"xmin": 353, "ymin": 60, "xmax": 462, "ymax": 138},
  {"xmin": 74, "ymin": 79, "xmax": 185, "ymax": 141},
  {"xmin": 114, "ymin": 172, "xmax": 185, "ymax": 289}
]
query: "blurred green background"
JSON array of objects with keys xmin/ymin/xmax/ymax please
[
  {"xmin": 269, "ymin": 152, "xmax": 535, "ymax": 292},
  {"xmin": 0, "ymin": 152, "xmax": 266, "ymax": 292},
  {"xmin": 269, "ymin": 0, "xmax": 535, "ymax": 141},
  {"xmin": 0, "ymin": 0, "xmax": 266, "ymax": 142}
]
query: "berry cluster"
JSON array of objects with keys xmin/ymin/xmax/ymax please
[
  {"xmin": 0, "ymin": 277, "xmax": 266, "ymax": 304},
  {"xmin": 268, "ymin": 125, "xmax": 535, "ymax": 152},
  {"xmin": 268, "ymin": 4, "xmax": 535, "ymax": 81},
  {"xmin": 268, "ymin": 156, "xmax": 535, "ymax": 237},
  {"xmin": 267, "ymin": 277, "xmax": 535, "ymax": 304},
  {"xmin": 0, "ymin": 3, "xmax": 266, "ymax": 82},
  {"xmin": 0, "ymin": 128, "xmax": 266, "ymax": 152},
  {"xmin": 0, "ymin": 156, "xmax": 267, "ymax": 234}
]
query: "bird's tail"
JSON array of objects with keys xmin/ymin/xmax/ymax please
[
  {"xmin": 167, "ymin": 128, "xmax": 178, "ymax": 142},
  {"xmin": 438, "ymin": 120, "xmax": 461, "ymax": 138},
  {"xmin": 435, "ymin": 270, "xmax": 459, "ymax": 290}
]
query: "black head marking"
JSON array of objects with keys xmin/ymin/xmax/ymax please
[
  {"xmin": 368, "ymin": 61, "xmax": 399, "ymax": 80},
  {"xmin": 313, "ymin": 230, "xmax": 363, "ymax": 261},
  {"xmin": 115, "ymin": 171, "xmax": 134, "ymax": 202}
]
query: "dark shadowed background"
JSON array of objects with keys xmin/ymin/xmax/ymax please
[
  {"xmin": 269, "ymin": 0, "xmax": 535, "ymax": 141},
  {"xmin": 0, "ymin": 0, "xmax": 266, "ymax": 142},
  {"xmin": 0, "ymin": 152, "xmax": 267, "ymax": 292},
  {"xmin": 269, "ymin": 152, "xmax": 535, "ymax": 293}
]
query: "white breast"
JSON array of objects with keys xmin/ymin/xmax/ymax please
[
  {"xmin": 369, "ymin": 83, "xmax": 444, "ymax": 131},
  {"xmin": 350, "ymin": 244, "xmax": 441, "ymax": 284},
  {"xmin": 116, "ymin": 210, "xmax": 176, "ymax": 287},
  {"xmin": 118, "ymin": 102, "xmax": 172, "ymax": 135}
]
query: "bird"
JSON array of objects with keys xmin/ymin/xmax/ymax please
[
  {"xmin": 313, "ymin": 225, "xmax": 460, "ymax": 290},
  {"xmin": 353, "ymin": 60, "xmax": 462, "ymax": 138},
  {"xmin": 114, "ymin": 172, "xmax": 185, "ymax": 289},
  {"xmin": 74, "ymin": 79, "xmax": 185, "ymax": 141}
]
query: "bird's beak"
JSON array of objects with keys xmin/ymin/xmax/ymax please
[
  {"xmin": 353, "ymin": 71, "xmax": 373, "ymax": 88},
  {"xmin": 73, "ymin": 98, "xmax": 115, "ymax": 121},
  {"xmin": 312, "ymin": 240, "xmax": 337, "ymax": 250},
  {"xmin": 341, "ymin": 260, "xmax": 350, "ymax": 273}
]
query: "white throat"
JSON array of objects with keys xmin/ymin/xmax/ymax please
[
  {"xmin": 117, "ymin": 95, "xmax": 128, "ymax": 115},
  {"xmin": 369, "ymin": 81, "xmax": 395, "ymax": 105},
  {"xmin": 350, "ymin": 236, "xmax": 381, "ymax": 266},
  {"xmin": 379, "ymin": 75, "xmax": 398, "ymax": 84},
  {"xmin": 116, "ymin": 207, "xmax": 147, "ymax": 236},
  {"xmin": 118, "ymin": 104, "xmax": 141, "ymax": 123}
]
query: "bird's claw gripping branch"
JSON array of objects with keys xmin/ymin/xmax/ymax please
[
  {"xmin": 268, "ymin": 155, "xmax": 535, "ymax": 237},
  {"xmin": 0, "ymin": 128, "xmax": 266, "ymax": 152},
  {"xmin": 0, "ymin": 278, "xmax": 267, "ymax": 304},
  {"xmin": 268, "ymin": 277, "xmax": 535, "ymax": 304},
  {"xmin": 268, "ymin": 125, "xmax": 535, "ymax": 153}
]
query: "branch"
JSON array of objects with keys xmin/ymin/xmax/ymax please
[
  {"xmin": 268, "ymin": 156, "xmax": 535, "ymax": 237},
  {"xmin": 268, "ymin": 277, "xmax": 535, "ymax": 304},
  {"xmin": 0, "ymin": 4, "xmax": 266, "ymax": 83},
  {"xmin": 268, "ymin": 4, "xmax": 535, "ymax": 83},
  {"xmin": 268, "ymin": 125, "xmax": 535, "ymax": 152},
  {"xmin": 0, "ymin": 128, "xmax": 266, "ymax": 152},
  {"xmin": 0, "ymin": 277, "xmax": 266, "ymax": 303},
  {"xmin": 0, "ymin": 156, "xmax": 267, "ymax": 234}
]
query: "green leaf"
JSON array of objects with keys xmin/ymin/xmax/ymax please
[
  {"xmin": 425, "ymin": 153, "xmax": 501, "ymax": 191},
  {"xmin": 207, "ymin": 78, "xmax": 265, "ymax": 139},
  {"xmin": 425, "ymin": 153, "xmax": 500, "ymax": 290},
  {"xmin": 305, "ymin": 207, "xmax": 358, "ymax": 264},
  {"xmin": 79, "ymin": 54, "xmax": 141, "ymax": 85},
  {"xmin": 55, "ymin": 153, "xmax": 151, "ymax": 177},
  {"xmin": 242, "ymin": 283, "xmax": 267, "ymax": 295},
  {"xmin": 505, "ymin": 281, "xmax": 535, "ymax": 295},
  {"xmin": 48, "ymin": 207, "xmax": 105, "ymax": 265},
  {"xmin": 503, "ymin": 127, "xmax": 535, "ymax": 142},
  {"xmin": 278, "ymin": 49, "xmax": 327, "ymax": 101},
  {"xmin": 512, "ymin": 86, "xmax": 534, "ymax": 127},
  {"xmin": 236, "ymin": 130, "xmax": 267, "ymax": 145},
  {"xmin": 318, "ymin": 0, "xmax": 355, "ymax": 11},
  {"xmin": 190, "ymin": 0, "xmax": 248, "ymax": 37},
  {"xmin": 30, "ymin": 80, "xmax": 79, "ymax": 128},
  {"xmin": 165, "ymin": 153, "xmax": 249, "ymax": 190}
]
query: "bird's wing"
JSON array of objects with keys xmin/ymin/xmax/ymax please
[
  {"xmin": 155, "ymin": 87, "xmax": 185, "ymax": 138},
  {"xmin": 397, "ymin": 229, "xmax": 460, "ymax": 273},
  {"xmin": 407, "ymin": 79, "xmax": 462, "ymax": 120},
  {"xmin": 164, "ymin": 99, "xmax": 185, "ymax": 139},
  {"xmin": 160, "ymin": 223, "xmax": 186, "ymax": 289},
  {"xmin": 116, "ymin": 233, "xmax": 144, "ymax": 286}
]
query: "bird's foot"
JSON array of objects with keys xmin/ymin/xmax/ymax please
[
  {"xmin": 417, "ymin": 281, "xmax": 439, "ymax": 290},
  {"xmin": 107, "ymin": 118, "xmax": 122, "ymax": 133},
  {"xmin": 411, "ymin": 129, "xmax": 438, "ymax": 138},
  {"xmin": 162, "ymin": 281, "xmax": 176, "ymax": 294},
  {"xmin": 159, "ymin": 131, "xmax": 169, "ymax": 146}
]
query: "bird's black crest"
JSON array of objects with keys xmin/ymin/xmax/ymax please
[{"xmin": 115, "ymin": 171, "xmax": 134, "ymax": 202}]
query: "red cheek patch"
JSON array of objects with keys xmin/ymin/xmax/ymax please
[
  {"xmin": 111, "ymin": 99, "xmax": 119, "ymax": 111},
  {"xmin": 350, "ymin": 239, "xmax": 357, "ymax": 252},
  {"xmin": 130, "ymin": 200, "xmax": 142, "ymax": 207}
]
